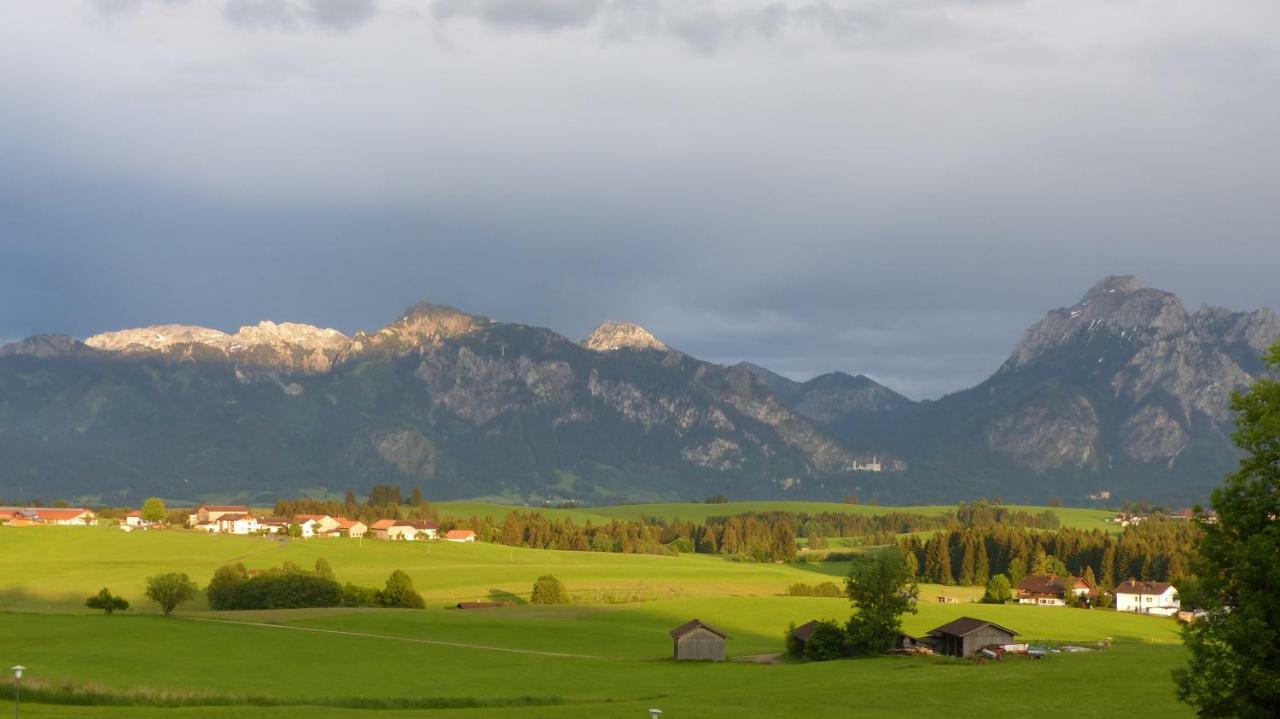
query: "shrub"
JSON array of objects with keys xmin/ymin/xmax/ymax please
[
  {"xmin": 530, "ymin": 575, "xmax": 568, "ymax": 605},
  {"xmin": 341, "ymin": 582, "xmax": 381, "ymax": 607},
  {"xmin": 379, "ymin": 570, "xmax": 425, "ymax": 609},
  {"xmin": 85, "ymin": 587, "xmax": 129, "ymax": 615},
  {"xmin": 980, "ymin": 574, "xmax": 1013, "ymax": 604},
  {"xmin": 206, "ymin": 564, "xmax": 250, "ymax": 610},
  {"xmin": 786, "ymin": 582, "xmax": 844, "ymax": 597},
  {"xmin": 206, "ymin": 562, "xmax": 342, "ymax": 610},
  {"xmin": 803, "ymin": 621, "xmax": 848, "ymax": 661},
  {"xmin": 145, "ymin": 572, "xmax": 197, "ymax": 615},
  {"xmin": 785, "ymin": 622, "xmax": 804, "ymax": 658}
]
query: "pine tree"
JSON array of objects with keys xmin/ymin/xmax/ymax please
[
  {"xmin": 1100, "ymin": 543, "xmax": 1117, "ymax": 588},
  {"xmin": 975, "ymin": 539, "xmax": 991, "ymax": 586},
  {"xmin": 959, "ymin": 535, "xmax": 977, "ymax": 586}
]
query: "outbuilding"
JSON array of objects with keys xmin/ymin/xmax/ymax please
[
  {"xmin": 925, "ymin": 617, "xmax": 1019, "ymax": 658},
  {"xmin": 670, "ymin": 619, "xmax": 729, "ymax": 661}
]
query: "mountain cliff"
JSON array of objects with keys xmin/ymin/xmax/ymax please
[
  {"xmin": 0, "ymin": 276, "xmax": 1274, "ymax": 506},
  {"xmin": 0, "ymin": 304, "xmax": 863, "ymax": 505},
  {"xmin": 865, "ymin": 276, "xmax": 1279, "ymax": 504}
]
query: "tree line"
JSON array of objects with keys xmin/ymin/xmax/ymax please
[
  {"xmin": 898, "ymin": 519, "xmax": 1199, "ymax": 588},
  {"xmin": 206, "ymin": 559, "xmax": 425, "ymax": 610}
]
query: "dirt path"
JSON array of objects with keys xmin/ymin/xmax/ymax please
[{"xmin": 184, "ymin": 616, "xmax": 603, "ymax": 659}]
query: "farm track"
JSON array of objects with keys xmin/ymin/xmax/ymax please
[{"xmin": 184, "ymin": 616, "xmax": 605, "ymax": 659}]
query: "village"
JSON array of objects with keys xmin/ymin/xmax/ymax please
[{"xmin": 1, "ymin": 504, "xmax": 477, "ymax": 543}]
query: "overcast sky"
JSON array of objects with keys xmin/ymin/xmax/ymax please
[{"xmin": 2, "ymin": 1, "xmax": 1278, "ymax": 398}]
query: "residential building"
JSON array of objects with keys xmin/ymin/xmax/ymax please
[
  {"xmin": 1115, "ymin": 580, "xmax": 1179, "ymax": 616},
  {"xmin": 444, "ymin": 529, "xmax": 476, "ymax": 542},
  {"xmin": 189, "ymin": 505, "xmax": 251, "ymax": 526},
  {"xmin": 1016, "ymin": 575, "xmax": 1093, "ymax": 606},
  {"xmin": 0, "ymin": 507, "xmax": 96, "ymax": 525}
]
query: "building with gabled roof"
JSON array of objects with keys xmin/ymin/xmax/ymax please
[
  {"xmin": 1016, "ymin": 575, "xmax": 1093, "ymax": 606},
  {"xmin": 924, "ymin": 617, "xmax": 1018, "ymax": 657},
  {"xmin": 1115, "ymin": 580, "xmax": 1179, "ymax": 616},
  {"xmin": 670, "ymin": 619, "xmax": 729, "ymax": 661}
]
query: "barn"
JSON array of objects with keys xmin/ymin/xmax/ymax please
[
  {"xmin": 670, "ymin": 619, "xmax": 729, "ymax": 661},
  {"xmin": 925, "ymin": 617, "xmax": 1018, "ymax": 657}
]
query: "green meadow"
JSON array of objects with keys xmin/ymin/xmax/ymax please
[{"xmin": 0, "ymin": 505, "xmax": 1185, "ymax": 718}]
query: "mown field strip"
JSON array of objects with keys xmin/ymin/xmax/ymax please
[{"xmin": 184, "ymin": 616, "xmax": 604, "ymax": 659}]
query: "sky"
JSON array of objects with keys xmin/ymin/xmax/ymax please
[{"xmin": 1, "ymin": 0, "xmax": 1278, "ymax": 399}]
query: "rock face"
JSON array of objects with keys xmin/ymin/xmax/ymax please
[
  {"xmin": 0, "ymin": 303, "xmax": 862, "ymax": 504},
  {"xmin": 0, "ymin": 334, "xmax": 95, "ymax": 358},
  {"xmin": 868, "ymin": 275, "xmax": 1280, "ymax": 504},
  {"xmin": 0, "ymin": 277, "xmax": 1274, "ymax": 505},
  {"xmin": 743, "ymin": 363, "xmax": 914, "ymax": 438},
  {"xmin": 85, "ymin": 321, "xmax": 350, "ymax": 374},
  {"xmin": 583, "ymin": 321, "xmax": 669, "ymax": 353}
]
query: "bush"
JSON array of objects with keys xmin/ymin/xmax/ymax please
[
  {"xmin": 530, "ymin": 575, "xmax": 568, "ymax": 605},
  {"xmin": 85, "ymin": 587, "xmax": 129, "ymax": 614},
  {"xmin": 804, "ymin": 621, "xmax": 848, "ymax": 661},
  {"xmin": 379, "ymin": 570, "xmax": 425, "ymax": 609},
  {"xmin": 980, "ymin": 574, "xmax": 1013, "ymax": 604},
  {"xmin": 785, "ymin": 622, "xmax": 805, "ymax": 658},
  {"xmin": 206, "ymin": 562, "xmax": 342, "ymax": 610},
  {"xmin": 341, "ymin": 582, "xmax": 381, "ymax": 607},
  {"xmin": 785, "ymin": 582, "xmax": 844, "ymax": 597},
  {"xmin": 145, "ymin": 572, "xmax": 197, "ymax": 615}
]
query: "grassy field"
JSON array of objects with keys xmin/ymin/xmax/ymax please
[
  {"xmin": 0, "ymin": 510, "xmax": 1183, "ymax": 718},
  {"xmin": 436, "ymin": 500, "xmax": 1118, "ymax": 532}
]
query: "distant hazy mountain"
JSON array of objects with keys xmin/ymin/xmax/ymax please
[
  {"xmin": 0, "ymin": 304, "xmax": 867, "ymax": 505},
  {"xmin": 739, "ymin": 363, "xmax": 914, "ymax": 439},
  {"xmin": 0, "ymin": 276, "xmax": 1274, "ymax": 506}
]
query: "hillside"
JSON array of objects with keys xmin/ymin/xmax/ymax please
[
  {"xmin": 0, "ymin": 276, "xmax": 1274, "ymax": 506},
  {"xmin": 0, "ymin": 305, "xmax": 867, "ymax": 505}
]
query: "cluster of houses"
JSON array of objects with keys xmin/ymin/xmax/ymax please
[
  {"xmin": 1107, "ymin": 509, "xmax": 1216, "ymax": 526},
  {"xmin": 0, "ymin": 506, "xmax": 97, "ymax": 526},
  {"xmin": 1013, "ymin": 573, "xmax": 1180, "ymax": 616},
  {"xmin": 184, "ymin": 505, "xmax": 476, "ymax": 542}
]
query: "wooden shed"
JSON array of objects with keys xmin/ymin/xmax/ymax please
[
  {"xmin": 925, "ymin": 617, "xmax": 1018, "ymax": 657},
  {"xmin": 670, "ymin": 619, "xmax": 729, "ymax": 661}
]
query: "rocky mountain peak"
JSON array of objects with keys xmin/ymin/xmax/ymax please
[
  {"xmin": 583, "ymin": 320, "xmax": 669, "ymax": 352},
  {"xmin": 1007, "ymin": 275, "xmax": 1188, "ymax": 369},
  {"xmin": 0, "ymin": 334, "xmax": 94, "ymax": 358},
  {"xmin": 83, "ymin": 321, "xmax": 350, "ymax": 374}
]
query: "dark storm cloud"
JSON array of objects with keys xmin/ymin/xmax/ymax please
[{"xmin": 1, "ymin": 1, "xmax": 1278, "ymax": 399}]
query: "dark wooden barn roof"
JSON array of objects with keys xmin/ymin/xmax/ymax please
[
  {"xmin": 670, "ymin": 619, "xmax": 730, "ymax": 640},
  {"xmin": 929, "ymin": 617, "xmax": 1018, "ymax": 638},
  {"xmin": 790, "ymin": 620, "xmax": 822, "ymax": 642}
]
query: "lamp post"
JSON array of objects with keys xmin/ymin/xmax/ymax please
[
  {"xmin": 10, "ymin": 666, "xmax": 24, "ymax": 719},
  {"xmin": 649, "ymin": 709, "xmax": 662, "ymax": 719}
]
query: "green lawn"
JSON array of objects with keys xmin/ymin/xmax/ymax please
[
  {"xmin": 0, "ymin": 519, "xmax": 1185, "ymax": 718},
  {"xmin": 435, "ymin": 500, "xmax": 1118, "ymax": 532}
]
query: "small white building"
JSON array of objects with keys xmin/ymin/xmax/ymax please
[
  {"xmin": 444, "ymin": 529, "xmax": 476, "ymax": 543},
  {"xmin": 1115, "ymin": 580, "xmax": 1179, "ymax": 615}
]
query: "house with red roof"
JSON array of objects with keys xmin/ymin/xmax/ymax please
[{"xmin": 444, "ymin": 529, "xmax": 476, "ymax": 543}]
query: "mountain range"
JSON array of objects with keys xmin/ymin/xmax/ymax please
[{"xmin": 1, "ymin": 276, "xmax": 1274, "ymax": 507}]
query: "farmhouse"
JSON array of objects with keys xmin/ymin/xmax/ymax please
[
  {"xmin": 444, "ymin": 529, "xmax": 476, "ymax": 542},
  {"xmin": 0, "ymin": 507, "xmax": 97, "ymax": 526},
  {"xmin": 1016, "ymin": 575, "xmax": 1093, "ymax": 606},
  {"xmin": 216, "ymin": 513, "xmax": 260, "ymax": 535},
  {"xmin": 293, "ymin": 514, "xmax": 340, "ymax": 537},
  {"xmin": 923, "ymin": 617, "xmax": 1018, "ymax": 658},
  {"xmin": 1115, "ymin": 580, "xmax": 1179, "ymax": 616},
  {"xmin": 331, "ymin": 517, "xmax": 367, "ymax": 538},
  {"xmin": 257, "ymin": 517, "xmax": 290, "ymax": 534},
  {"xmin": 670, "ymin": 619, "xmax": 729, "ymax": 661},
  {"xmin": 189, "ymin": 505, "xmax": 251, "ymax": 526},
  {"xmin": 371, "ymin": 519, "xmax": 438, "ymax": 541}
]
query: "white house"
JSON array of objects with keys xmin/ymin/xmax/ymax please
[
  {"xmin": 216, "ymin": 513, "xmax": 260, "ymax": 535},
  {"xmin": 1115, "ymin": 580, "xmax": 1179, "ymax": 615},
  {"xmin": 124, "ymin": 511, "xmax": 146, "ymax": 528},
  {"xmin": 444, "ymin": 529, "xmax": 476, "ymax": 543}
]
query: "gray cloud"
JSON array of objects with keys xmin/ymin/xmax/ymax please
[
  {"xmin": 224, "ymin": 0, "xmax": 377, "ymax": 30},
  {"xmin": 432, "ymin": 0, "xmax": 604, "ymax": 31}
]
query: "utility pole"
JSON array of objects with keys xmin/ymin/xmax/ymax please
[{"xmin": 11, "ymin": 666, "xmax": 24, "ymax": 719}]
